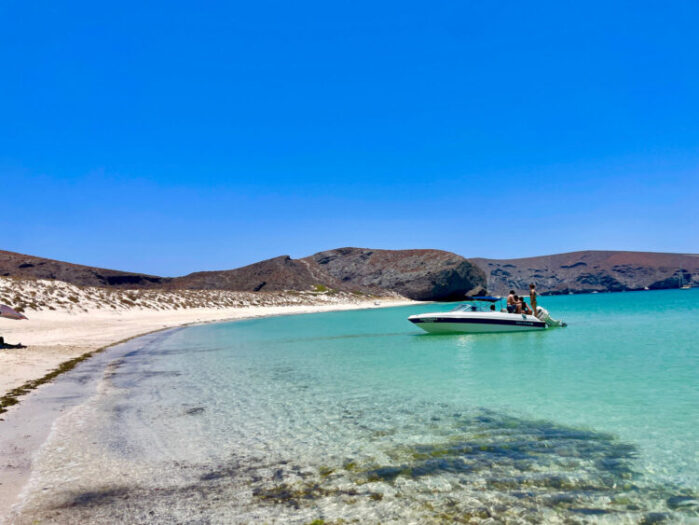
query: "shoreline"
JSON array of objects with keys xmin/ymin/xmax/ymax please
[
  {"xmin": 0, "ymin": 297, "xmax": 417, "ymax": 416},
  {"xmin": 0, "ymin": 298, "xmax": 419, "ymax": 519}
]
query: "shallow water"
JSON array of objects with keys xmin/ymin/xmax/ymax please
[{"xmin": 9, "ymin": 290, "xmax": 699, "ymax": 523}]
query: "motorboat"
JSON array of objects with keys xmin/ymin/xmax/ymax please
[{"xmin": 408, "ymin": 296, "xmax": 564, "ymax": 334}]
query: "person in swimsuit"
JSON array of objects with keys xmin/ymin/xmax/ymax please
[
  {"xmin": 507, "ymin": 290, "xmax": 517, "ymax": 313},
  {"xmin": 529, "ymin": 283, "xmax": 538, "ymax": 315}
]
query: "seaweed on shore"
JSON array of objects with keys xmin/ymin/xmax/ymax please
[{"xmin": 0, "ymin": 328, "xmax": 170, "ymax": 417}]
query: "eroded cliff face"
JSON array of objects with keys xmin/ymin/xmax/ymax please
[
  {"xmin": 471, "ymin": 251, "xmax": 699, "ymax": 295},
  {"xmin": 304, "ymin": 248, "xmax": 487, "ymax": 301}
]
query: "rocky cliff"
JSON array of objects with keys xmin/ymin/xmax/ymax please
[
  {"xmin": 471, "ymin": 251, "xmax": 699, "ymax": 295},
  {"xmin": 304, "ymin": 248, "xmax": 486, "ymax": 301}
]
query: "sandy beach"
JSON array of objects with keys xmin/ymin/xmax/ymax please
[
  {"xmin": 0, "ymin": 302, "xmax": 415, "ymax": 401},
  {"xmin": 0, "ymin": 277, "xmax": 416, "ymax": 520},
  {"xmin": 0, "ymin": 276, "xmax": 414, "ymax": 410}
]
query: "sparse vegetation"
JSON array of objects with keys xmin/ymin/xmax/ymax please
[{"xmin": 0, "ymin": 276, "xmax": 404, "ymax": 316}]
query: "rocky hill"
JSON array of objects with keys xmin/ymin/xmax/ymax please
[
  {"xmin": 471, "ymin": 251, "xmax": 699, "ymax": 295},
  {"xmin": 0, "ymin": 250, "xmax": 170, "ymax": 288},
  {"xmin": 3, "ymin": 248, "xmax": 696, "ymax": 300},
  {"xmin": 303, "ymin": 248, "xmax": 486, "ymax": 301},
  {"xmin": 0, "ymin": 248, "xmax": 486, "ymax": 301},
  {"xmin": 172, "ymin": 248, "xmax": 487, "ymax": 301},
  {"xmin": 170, "ymin": 255, "xmax": 330, "ymax": 293}
]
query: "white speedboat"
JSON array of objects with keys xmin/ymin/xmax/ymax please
[{"xmin": 408, "ymin": 296, "xmax": 547, "ymax": 334}]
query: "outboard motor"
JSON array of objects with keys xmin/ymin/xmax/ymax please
[{"xmin": 536, "ymin": 306, "xmax": 567, "ymax": 327}]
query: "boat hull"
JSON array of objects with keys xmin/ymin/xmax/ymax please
[{"xmin": 409, "ymin": 314, "xmax": 546, "ymax": 334}]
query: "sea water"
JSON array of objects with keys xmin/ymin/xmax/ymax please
[{"xmin": 7, "ymin": 290, "xmax": 699, "ymax": 523}]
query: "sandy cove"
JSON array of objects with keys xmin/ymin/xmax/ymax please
[
  {"xmin": 0, "ymin": 281, "xmax": 415, "ymax": 519},
  {"xmin": 0, "ymin": 300, "xmax": 413, "ymax": 399},
  {"xmin": 0, "ymin": 276, "xmax": 416, "ymax": 414}
]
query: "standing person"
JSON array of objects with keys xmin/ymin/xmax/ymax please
[
  {"xmin": 529, "ymin": 283, "xmax": 538, "ymax": 315},
  {"xmin": 507, "ymin": 290, "xmax": 516, "ymax": 313}
]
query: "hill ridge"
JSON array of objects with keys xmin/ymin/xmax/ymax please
[{"xmin": 2, "ymin": 248, "xmax": 697, "ymax": 299}]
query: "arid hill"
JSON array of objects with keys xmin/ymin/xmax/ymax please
[
  {"xmin": 172, "ymin": 248, "xmax": 487, "ymax": 301},
  {"xmin": 304, "ymin": 248, "xmax": 486, "ymax": 301},
  {"xmin": 170, "ymin": 255, "xmax": 330, "ymax": 292},
  {"xmin": 0, "ymin": 248, "xmax": 486, "ymax": 301},
  {"xmin": 3, "ymin": 248, "xmax": 696, "ymax": 300},
  {"xmin": 0, "ymin": 250, "xmax": 170, "ymax": 288},
  {"xmin": 471, "ymin": 251, "xmax": 699, "ymax": 295}
]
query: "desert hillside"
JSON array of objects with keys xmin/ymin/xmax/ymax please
[
  {"xmin": 0, "ymin": 250, "xmax": 169, "ymax": 288},
  {"xmin": 2, "ymin": 248, "xmax": 697, "ymax": 301},
  {"xmin": 175, "ymin": 248, "xmax": 486, "ymax": 301},
  {"xmin": 1, "ymin": 248, "xmax": 486, "ymax": 302},
  {"xmin": 471, "ymin": 251, "xmax": 699, "ymax": 295}
]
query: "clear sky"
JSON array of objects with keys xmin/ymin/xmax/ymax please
[{"xmin": 2, "ymin": 1, "xmax": 698, "ymax": 276}]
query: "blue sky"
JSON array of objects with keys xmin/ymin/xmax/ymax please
[{"xmin": 2, "ymin": 1, "xmax": 697, "ymax": 275}]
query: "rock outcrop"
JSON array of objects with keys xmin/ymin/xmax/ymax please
[
  {"xmin": 471, "ymin": 251, "xmax": 699, "ymax": 295},
  {"xmin": 304, "ymin": 248, "xmax": 486, "ymax": 301}
]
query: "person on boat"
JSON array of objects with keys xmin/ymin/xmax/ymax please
[
  {"xmin": 529, "ymin": 283, "xmax": 538, "ymax": 314},
  {"xmin": 507, "ymin": 290, "xmax": 517, "ymax": 313},
  {"xmin": 520, "ymin": 299, "xmax": 533, "ymax": 315},
  {"xmin": 514, "ymin": 295, "xmax": 522, "ymax": 313},
  {"xmin": 490, "ymin": 304, "xmax": 496, "ymax": 311}
]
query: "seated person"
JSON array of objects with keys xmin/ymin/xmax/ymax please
[
  {"xmin": 490, "ymin": 304, "xmax": 496, "ymax": 311},
  {"xmin": 521, "ymin": 299, "xmax": 532, "ymax": 315},
  {"xmin": 506, "ymin": 290, "xmax": 517, "ymax": 313},
  {"xmin": 514, "ymin": 295, "xmax": 522, "ymax": 313}
]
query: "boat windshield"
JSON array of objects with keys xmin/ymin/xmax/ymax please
[
  {"xmin": 451, "ymin": 303, "xmax": 484, "ymax": 312},
  {"xmin": 451, "ymin": 298, "xmax": 503, "ymax": 313}
]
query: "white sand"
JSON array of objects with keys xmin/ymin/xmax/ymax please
[
  {"xmin": 0, "ymin": 278, "xmax": 418, "ymax": 518},
  {"xmin": 0, "ymin": 276, "xmax": 415, "ymax": 401}
]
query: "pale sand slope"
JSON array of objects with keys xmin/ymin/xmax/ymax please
[{"xmin": 0, "ymin": 277, "xmax": 415, "ymax": 403}]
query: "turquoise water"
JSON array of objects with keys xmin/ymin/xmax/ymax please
[{"xmin": 12, "ymin": 290, "xmax": 699, "ymax": 523}]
